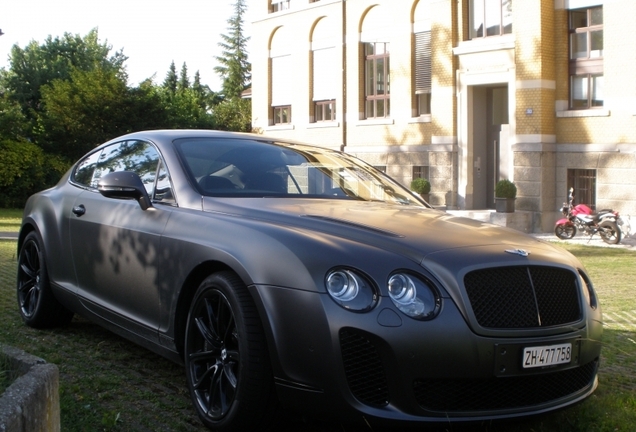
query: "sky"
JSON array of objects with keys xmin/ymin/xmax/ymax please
[{"xmin": 0, "ymin": 0, "xmax": 257, "ymax": 92}]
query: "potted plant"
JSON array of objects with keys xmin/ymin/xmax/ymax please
[
  {"xmin": 495, "ymin": 179, "xmax": 517, "ymax": 213},
  {"xmin": 410, "ymin": 177, "xmax": 431, "ymax": 202}
]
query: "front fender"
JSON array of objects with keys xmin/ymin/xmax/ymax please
[{"xmin": 555, "ymin": 218, "xmax": 572, "ymax": 226}]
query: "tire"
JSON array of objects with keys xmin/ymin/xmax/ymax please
[
  {"xmin": 599, "ymin": 220, "xmax": 621, "ymax": 245},
  {"xmin": 554, "ymin": 223, "xmax": 576, "ymax": 240},
  {"xmin": 17, "ymin": 231, "xmax": 74, "ymax": 328},
  {"xmin": 184, "ymin": 272, "xmax": 276, "ymax": 432}
]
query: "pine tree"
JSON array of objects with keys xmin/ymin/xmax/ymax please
[
  {"xmin": 178, "ymin": 62, "xmax": 190, "ymax": 92},
  {"xmin": 163, "ymin": 61, "xmax": 178, "ymax": 94},
  {"xmin": 214, "ymin": 0, "xmax": 251, "ymax": 100}
]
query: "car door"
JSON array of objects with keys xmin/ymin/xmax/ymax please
[{"xmin": 69, "ymin": 140, "xmax": 174, "ymax": 337}]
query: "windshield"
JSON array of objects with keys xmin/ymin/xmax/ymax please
[{"xmin": 174, "ymin": 137, "xmax": 427, "ymax": 207}]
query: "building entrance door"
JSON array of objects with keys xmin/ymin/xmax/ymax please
[{"xmin": 471, "ymin": 85, "xmax": 509, "ymax": 209}]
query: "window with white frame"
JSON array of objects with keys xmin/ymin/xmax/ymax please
[
  {"xmin": 271, "ymin": 54, "xmax": 292, "ymax": 124},
  {"xmin": 469, "ymin": 0, "xmax": 513, "ymax": 39},
  {"xmin": 271, "ymin": 0, "xmax": 290, "ymax": 13},
  {"xmin": 414, "ymin": 0, "xmax": 432, "ymax": 116},
  {"xmin": 364, "ymin": 42, "xmax": 390, "ymax": 119},
  {"xmin": 273, "ymin": 106, "xmax": 292, "ymax": 124},
  {"xmin": 360, "ymin": 5, "xmax": 391, "ymax": 120},
  {"xmin": 569, "ymin": 6, "xmax": 603, "ymax": 109},
  {"xmin": 312, "ymin": 18, "xmax": 338, "ymax": 123},
  {"xmin": 270, "ymin": 28, "xmax": 292, "ymax": 125},
  {"xmin": 414, "ymin": 32, "xmax": 432, "ymax": 116}
]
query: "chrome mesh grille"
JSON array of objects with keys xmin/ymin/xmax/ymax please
[{"xmin": 464, "ymin": 266, "xmax": 581, "ymax": 329}]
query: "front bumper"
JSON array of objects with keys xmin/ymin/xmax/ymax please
[{"xmin": 251, "ymin": 284, "xmax": 602, "ymax": 423}]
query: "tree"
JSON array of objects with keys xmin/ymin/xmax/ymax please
[
  {"xmin": 1, "ymin": 29, "xmax": 126, "ymax": 120},
  {"xmin": 37, "ymin": 67, "xmax": 169, "ymax": 161},
  {"xmin": 178, "ymin": 62, "xmax": 190, "ymax": 92},
  {"xmin": 213, "ymin": 98, "xmax": 252, "ymax": 132},
  {"xmin": 0, "ymin": 139, "xmax": 68, "ymax": 208},
  {"xmin": 214, "ymin": 0, "xmax": 251, "ymax": 100},
  {"xmin": 163, "ymin": 61, "xmax": 178, "ymax": 94}
]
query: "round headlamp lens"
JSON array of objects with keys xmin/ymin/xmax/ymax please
[
  {"xmin": 388, "ymin": 274, "xmax": 416, "ymax": 305},
  {"xmin": 326, "ymin": 270, "xmax": 358, "ymax": 301},
  {"xmin": 325, "ymin": 268, "xmax": 377, "ymax": 312},
  {"xmin": 387, "ymin": 272, "xmax": 441, "ymax": 320}
]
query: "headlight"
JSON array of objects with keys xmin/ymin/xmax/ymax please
[
  {"xmin": 388, "ymin": 273, "xmax": 441, "ymax": 320},
  {"xmin": 325, "ymin": 268, "xmax": 378, "ymax": 312}
]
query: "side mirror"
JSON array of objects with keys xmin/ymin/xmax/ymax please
[{"xmin": 97, "ymin": 171, "xmax": 152, "ymax": 210}]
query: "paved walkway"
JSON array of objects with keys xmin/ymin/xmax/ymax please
[
  {"xmin": 0, "ymin": 231, "xmax": 18, "ymax": 240},
  {"xmin": 532, "ymin": 231, "xmax": 636, "ymax": 251}
]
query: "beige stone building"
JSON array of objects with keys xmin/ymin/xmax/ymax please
[{"xmin": 250, "ymin": 0, "xmax": 636, "ymax": 232}]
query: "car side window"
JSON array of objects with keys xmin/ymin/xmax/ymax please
[
  {"xmin": 72, "ymin": 150, "xmax": 103, "ymax": 187},
  {"xmin": 73, "ymin": 140, "xmax": 175, "ymax": 203},
  {"xmin": 90, "ymin": 140, "xmax": 160, "ymax": 195},
  {"xmin": 153, "ymin": 160, "xmax": 176, "ymax": 205}
]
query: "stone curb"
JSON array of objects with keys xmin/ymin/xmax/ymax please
[{"xmin": 0, "ymin": 345, "xmax": 60, "ymax": 432}]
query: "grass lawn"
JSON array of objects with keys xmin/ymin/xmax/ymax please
[
  {"xmin": 0, "ymin": 211, "xmax": 634, "ymax": 431},
  {"xmin": 0, "ymin": 209, "xmax": 22, "ymax": 232}
]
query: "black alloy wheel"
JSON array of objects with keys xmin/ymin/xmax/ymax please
[
  {"xmin": 184, "ymin": 272, "xmax": 276, "ymax": 431},
  {"xmin": 17, "ymin": 231, "xmax": 73, "ymax": 328},
  {"xmin": 555, "ymin": 223, "xmax": 576, "ymax": 240}
]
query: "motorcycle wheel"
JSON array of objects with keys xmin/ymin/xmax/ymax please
[
  {"xmin": 555, "ymin": 223, "xmax": 576, "ymax": 240},
  {"xmin": 599, "ymin": 220, "xmax": 621, "ymax": 244}
]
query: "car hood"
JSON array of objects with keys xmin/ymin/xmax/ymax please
[{"xmin": 202, "ymin": 198, "xmax": 561, "ymax": 266}]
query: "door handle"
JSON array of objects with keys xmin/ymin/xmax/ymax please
[{"xmin": 72, "ymin": 205, "xmax": 86, "ymax": 216}]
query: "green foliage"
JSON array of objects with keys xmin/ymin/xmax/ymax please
[
  {"xmin": 410, "ymin": 177, "xmax": 431, "ymax": 195},
  {"xmin": 213, "ymin": 98, "xmax": 252, "ymax": 132},
  {"xmin": 0, "ymin": 140, "xmax": 69, "ymax": 208},
  {"xmin": 178, "ymin": 63, "xmax": 190, "ymax": 92},
  {"xmin": 214, "ymin": 0, "xmax": 251, "ymax": 99},
  {"xmin": 1, "ymin": 28, "xmax": 126, "ymax": 121},
  {"xmin": 0, "ymin": 95, "xmax": 29, "ymax": 141},
  {"xmin": 495, "ymin": 179, "xmax": 517, "ymax": 198},
  {"xmin": 0, "ymin": 26, "xmax": 226, "ymax": 204},
  {"xmin": 162, "ymin": 61, "xmax": 178, "ymax": 94},
  {"xmin": 37, "ymin": 68, "xmax": 166, "ymax": 161}
]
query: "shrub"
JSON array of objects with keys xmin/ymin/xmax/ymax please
[
  {"xmin": 410, "ymin": 177, "xmax": 431, "ymax": 195},
  {"xmin": 495, "ymin": 179, "xmax": 517, "ymax": 199},
  {"xmin": 0, "ymin": 140, "xmax": 70, "ymax": 208}
]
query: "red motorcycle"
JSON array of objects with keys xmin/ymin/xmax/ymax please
[{"xmin": 555, "ymin": 188, "xmax": 623, "ymax": 244}]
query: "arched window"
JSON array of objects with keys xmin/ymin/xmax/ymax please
[
  {"xmin": 361, "ymin": 6, "xmax": 390, "ymax": 119},
  {"xmin": 270, "ymin": 27, "xmax": 292, "ymax": 124},
  {"xmin": 311, "ymin": 17, "xmax": 338, "ymax": 122},
  {"xmin": 413, "ymin": 0, "xmax": 432, "ymax": 116}
]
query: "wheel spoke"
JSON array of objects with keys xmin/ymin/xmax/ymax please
[
  {"xmin": 18, "ymin": 278, "xmax": 35, "ymax": 295},
  {"xmin": 20, "ymin": 261, "xmax": 36, "ymax": 281},
  {"xmin": 193, "ymin": 363, "xmax": 218, "ymax": 391},
  {"xmin": 223, "ymin": 362, "xmax": 238, "ymax": 389},
  {"xmin": 221, "ymin": 314, "xmax": 236, "ymax": 344},
  {"xmin": 189, "ymin": 348, "xmax": 218, "ymax": 364},
  {"xmin": 194, "ymin": 316, "xmax": 222, "ymax": 348}
]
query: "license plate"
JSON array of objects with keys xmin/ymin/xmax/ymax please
[{"xmin": 523, "ymin": 343, "xmax": 572, "ymax": 368}]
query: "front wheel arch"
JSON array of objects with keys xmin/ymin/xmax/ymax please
[{"xmin": 184, "ymin": 271, "xmax": 277, "ymax": 431}]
